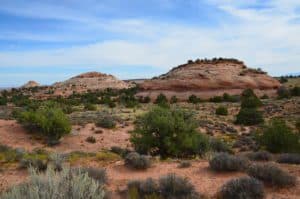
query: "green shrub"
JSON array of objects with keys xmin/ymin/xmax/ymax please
[
  {"xmin": 247, "ymin": 163, "xmax": 296, "ymax": 187},
  {"xmin": 223, "ymin": 93, "xmax": 240, "ymax": 102},
  {"xmin": 17, "ymin": 106, "xmax": 71, "ymax": 144},
  {"xmin": 247, "ymin": 151, "xmax": 272, "ymax": 161},
  {"xmin": 170, "ymin": 96, "xmax": 178, "ymax": 104},
  {"xmin": 127, "ymin": 179, "xmax": 159, "ymax": 199},
  {"xmin": 119, "ymin": 94, "xmax": 139, "ymax": 108},
  {"xmin": 155, "ymin": 94, "xmax": 169, "ymax": 107},
  {"xmin": 130, "ymin": 107, "xmax": 209, "ymax": 158},
  {"xmin": 139, "ymin": 96, "xmax": 151, "ymax": 104},
  {"xmin": 209, "ymin": 96, "xmax": 223, "ymax": 103},
  {"xmin": 258, "ymin": 119, "xmax": 300, "ymax": 153},
  {"xmin": 209, "ymin": 138, "xmax": 231, "ymax": 153},
  {"xmin": 277, "ymin": 86, "xmax": 291, "ymax": 99},
  {"xmin": 1, "ymin": 166, "xmax": 106, "ymax": 199},
  {"xmin": 277, "ymin": 153, "xmax": 300, "ymax": 165},
  {"xmin": 0, "ymin": 97, "xmax": 7, "ymax": 105},
  {"xmin": 291, "ymin": 86, "xmax": 300, "ymax": 96},
  {"xmin": 110, "ymin": 146, "xmax": 131, "ymax": 158},
  {"xmin": 86, "ymin": 136, "xmax": 96, "ymax": 143},
  {"xmin": 84, "ymin": 103, "xmax": 97, "ymax": 111},
  {"xmin": 235, "ymin": 108, "xmax": 263, "ymax": 125},
  {"xmin": 96, "ymin": 114, "xmax": 116, "ymax": 129},
  {"xmin": 219, "ymin": 177, "xmax": 264, "ymax": 199},
  {"xmin": 125, "ymin": 152, "xmax": 151, "ymax": 170},
  {"xmin": 240, "ymin": 89, "xmax": 262, "ymax": 108},
  {"xmin": 209, "ymin": 153, "xmax": 248, "ymax": 172},
  {"xmin": 215, "ymin": 106, "xmax": 228, "ymax": 116},
  {"xmin": 188, "ymin": 95, "xmax": 201, "ymax": 104}
]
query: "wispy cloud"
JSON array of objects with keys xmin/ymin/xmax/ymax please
[{"xmin": 0, "ymin": 0, "xmax": 299, "ymax": 86}]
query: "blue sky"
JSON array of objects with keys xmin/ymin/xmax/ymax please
[{"xmin": 0, "ymin": 0, "xmax": 300, "ymax": 87}]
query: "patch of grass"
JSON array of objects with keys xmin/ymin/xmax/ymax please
[
  {"xmin": 96, "ymin": 151, "xmax": 121, "ymax": 162},
  {"xmin": 67, "ymin": 151, "xmax": 95, "ymax": 164}
]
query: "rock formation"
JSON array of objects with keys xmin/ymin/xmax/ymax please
[
  {"xmin": 21, "ymin": 81, "xmax": 40, "ymax": 88},
  {"xmin": 138, "ymin": 58, "xmax": 281, "ymax": 100},
  {"xmin": 51, "ymin": 72, "xmax": 130, "ymax": 96}
]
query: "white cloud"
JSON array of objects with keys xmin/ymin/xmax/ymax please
[{"xmin": 0, "ymin": 0, "xmax": 299, "ymax": 79}]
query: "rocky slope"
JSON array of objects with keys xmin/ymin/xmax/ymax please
[
  {"xmin": 138, "ymin": 58, "xmax": 281, "ymax": 100},
  {"xmin": 50, "ymin": 72, "xmax": 130, "ymax": 96}
]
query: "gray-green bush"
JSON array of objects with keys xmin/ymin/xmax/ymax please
[
  {"xmin": 247, "ymin": 163, "xmax": 296, "ymax": 187},
  {"xmin": 219, "ymin": 177, "xmax": 264, "ymax": 199},
  {"xmin": 125, "ymin": 152, "xmax": 151, "ymax": 170},
  {"xmin": 209, "ymin": 153, "xmax": 248, "ymax": 172},
  {"xmin": 1, "ymin": 166, "xmax": 106, "ymax": 199}
]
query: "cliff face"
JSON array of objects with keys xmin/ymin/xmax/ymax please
[{"xmin": 138, "ymin": 58, "xmax": 281, "ymax": 99}]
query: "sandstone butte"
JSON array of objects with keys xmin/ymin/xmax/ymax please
[
  {"xmin": 21, "ymin": 80, "xmax": 40, "ymax": 88},
  {"xmin": 137, "ymin": 58, "xmax": 281, "ymax": 100}
]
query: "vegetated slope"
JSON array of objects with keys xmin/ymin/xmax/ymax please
[{"xmin": 138, "ymin": 58, "xmax": 281, "ymax": 100}]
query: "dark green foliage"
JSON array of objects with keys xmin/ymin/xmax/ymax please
[
  {"xmin": 170, "ymin": 96, "xmax": 178, "ymax": 104},
  {"xmin": 138, "ymin": 96, "xmax": 151, "ymax": 104},
  {"xmin": 188, "ymin": 95, "xmax": 201, "ymax": 104},
  {"xmin": 209, "ymin": 96, "xmax": 223, "ymax": 103},
  {"xmin": 291, "ymin": 86, "xmax": 300, "ymax": 96},
  {"xmin": 86, "ymin": 136, "xmax": 96, "ymax": 143},
  {"xmin": 258, "ymin": 119, "xmax": 300, "ymax": 153},
  {"xmin": 209, "ymin": 153, "xmax": 248, "ymax": 172},
  {"xmin": 215, "ymin": 106, "xmax": 228, "ymax": 116},
  {"xmin": 247, "ymin": 151, "xmax": 272, "ymax": 161},
  {"xmin": 277, "ymin": 153, "xmax": 300, "ymax": 165},
  {"xmin": 119, "ymin": 94, "xmax": 139, "ymax": 108},
  {"xmin": 110, "ymin": 146, "xmax": 131, "ymax": 158},
  {"xmin": 125, "ymin": 152, "xmax": 151, "ymax": 170},
  {"xmin": 223, "ymin": 93, "xmax": 240, "ymax": 102},
  {"xmin": 247, "ymin": 163, "xmax": 296, "ymax": 187},
  {"xmin": 17, "ymin": 105, "xmax": 71, "ymax": 143},
  {"xmin": 209, "ymin": 94, "xmax": 240, "ymax": 103},
  {"xmin": 235, "ymin": 108, "xmax": 264, "ymax": 125},
  {"xmin": 220, "ymin": 177, "xmax": 264, "ymax": 199},
  {"xmin": 277, "ymin": 86, "xmax": 291, "ymax": 99},
  {"xmin": 241, "ymin": 96, "xmax": 262, "ymax": 109},
  {"xmin": 236, "ymin": 89, "xmax": 263, "ymax": 126},
  {"xmin": 209, "ymin": 138, "xmax": 231, "ymax": 153},
  {"xmin": 96, "ymin": 114, "xmax": 116, "ymax": 129},
  {"xmin": 84, "ymin": 103, "xmax": 97, "ymax": 111},
  {"xmin": 0, "ymin": 96, "xmax": 7, "ymax": 105},
  {"xmin": 155, "ymin": 93, "xmax": 169, "ymax": 107},
  {"xmin": 279, "ymin": 76, "xmax": 288, "ymax": 83},
  {"xmin": 130, "ymin": 107, "xmax": 209, "ymax": 158}
]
